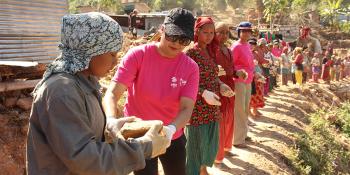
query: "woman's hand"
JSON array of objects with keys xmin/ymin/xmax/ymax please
[
  {"xmin": 257, "ymin": 76, "xmax": 267, "ymax": 84},
  {"xmin": 202, "ymin": 90, "xmax": 221, "ymax": 106},
  {"xmin": 236, "ymin": 69, "xmax": 248, "ymax": 80},
  {"xmin": 220, "ymin": 83, "xmax": 235, "ymax": 97},
  {"xmin": 218, "ymin": 65, "xmax": 226, "ymax": 76},
  {"xmin": 135, "ymin": 121, "xmax": 171, "ymax": 158},
  {"xmin": 162, "ymin": 125, "xmax": 176, "ymax": 141},
  {"xmin": 106, "ymin": 116, "xmax": 141, "ymax": 140}
]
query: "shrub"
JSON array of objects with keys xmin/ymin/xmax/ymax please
[{"xmin": 289, "ymin": 105, "xmax": 350, "ymax": 175}]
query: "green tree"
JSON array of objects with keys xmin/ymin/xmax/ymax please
[
  {"xmin": 339, "ymin": 5, "xmax": 350, "ymax": 22},
  {"xmin": 263, "ymin": 0, "xmax": 288, "ymax": 30},
  {"xmin": 319, "ymin": 0, "xmax": 344, "ymax": 30},
  {"xmin": 182, "ymin": 0, "xmax": 197, "ymax": 10},
  {"xmin": 154, "ymin": 0, "xmax": 167, "ymax": 11},
  {"xmin": 68, "ymin": 0, "xmax": 123, "ymax": 14},
  {"xmin": 68, "ymin": 0, "xmax": 86, "ymax": 13},
  {"xmin": 152, "ymin": 0, "xmax": 197, "ymax": 11},
  {"xmin": 291, "ymin": 0, "xmax": 321, "ymax": 15},
  {"xmin": 289, "ymin": 0, "xmax": 323, "ymax": 25},
  {"xmin": 167, "ymin": 0, "xmax": 179, "ymax": 8},
  {"xmin": 256, "ymin": 0, "xmax": 265, "ymax": 23},
  {"xmin": 145, "ymin": 0, "xmax": 156, "ymax": 9},
  {"xmin": 215, "ymin": 0, "xmax": 227, "ymax": 11},
  {"xmin": 291, "ymin": 0, "xmax": 320, "ymax": 8},
  {"xmin": 226, "ymin": 0, "xmax": 245, "ymax": 8},
  {"xmin": 88, "ymin": 0, "xmax": 123, "ymax": 14}
]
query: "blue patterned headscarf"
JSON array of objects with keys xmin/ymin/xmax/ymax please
[{"xmin": 33, "ymin": 12, "xmax": 123, "ymax": 95}]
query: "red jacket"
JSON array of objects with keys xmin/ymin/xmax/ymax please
[{"xmin": 294, "ymin": 54, "xmax": 303, "ymax": 64}]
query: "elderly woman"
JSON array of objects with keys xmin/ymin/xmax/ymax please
[
  {"xmin": 255, "ymin": 38, "xmax": 271, "ymax": 95},
  {"xmin": 250, "ymin": 39, "xmax": 266, "ymax": 117},
  {"xmin": 27, "ymin": 12, "xmax": 170, "ymax": 175},
  {"xmin": 211, "ymin": 22, "xmax": 246, "ymax": 165}
]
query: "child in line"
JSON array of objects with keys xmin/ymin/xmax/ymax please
[{"xmin": 311, "ymin": 53, "xmax": 321, "ymax": 83}]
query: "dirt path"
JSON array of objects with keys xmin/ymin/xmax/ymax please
[{"xmin": 205, "ymin": 78, "xmax": 350, "ymax": 175}]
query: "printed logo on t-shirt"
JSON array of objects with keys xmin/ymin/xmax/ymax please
[
  {"xmin": 170, "ymin": 77, "xmax": 187, "ymax": 88},
  {"xmin": 179, "ymin": 78, "xmax": 187, "ymax": 86}
]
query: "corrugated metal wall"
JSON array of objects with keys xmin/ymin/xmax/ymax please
[{"xmin": 0, "ymin": 0, "xmax": 67, "ymax": 64}]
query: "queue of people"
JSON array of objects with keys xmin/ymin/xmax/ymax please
[{"xmin": 26, "ymin": 8, "xmax": 350, "ymax": 175}]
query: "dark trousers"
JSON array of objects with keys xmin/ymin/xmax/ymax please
[
  {"xmin": 292, "ymin": 73, "xmax": 296, "ymax": 84},
  {"xmin": 134, "ymin": 135, "xmax": 186, "ymax": 175},
  {"xmin": 302, "ymin": 72, "xmax": 307, "ymax": 83},
  {"xmin": 270, "ymin": 76, "xmax": 277, "ymax": 90},
  {"xmin": 281, "ymin": 74, "xmax": 288, "ymax": 85},
  {"xmin": 129, "ymin": 27, "xmax": 137, "ymax": 37},
  {"xmin": 273, "ymin": 76, "xmax": 277, "ymax": 87}
]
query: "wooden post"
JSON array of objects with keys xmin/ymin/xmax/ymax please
[{"xmin": 0, "ymin": 79, "xmax": 40, "ymax": 92}]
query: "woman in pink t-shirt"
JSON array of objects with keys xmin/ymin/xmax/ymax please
[
  {"xmin": 231, "ymin": 22, "xmax": 255, "ymax": 148},
  {"xmin": 104, "ymin": 8, "xmax": 199, "ymax": 175}
]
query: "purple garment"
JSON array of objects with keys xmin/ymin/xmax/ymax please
[{"xmin": 312, "ymin": 66, "xmax": 320, "ymax": 74}]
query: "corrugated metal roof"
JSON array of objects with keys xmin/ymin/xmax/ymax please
[{"xmin": 0, "ymin": 0, "xmax": 68, "ymax": 64}]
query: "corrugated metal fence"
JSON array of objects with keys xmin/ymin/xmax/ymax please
[{"xmin": 0, "ymin": 0, "xmax": 67, "ymax": 64}]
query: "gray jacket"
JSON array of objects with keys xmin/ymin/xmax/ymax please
[{"xmin": 27, "ymin": 72, "xmax": 152, "ymax": 175}]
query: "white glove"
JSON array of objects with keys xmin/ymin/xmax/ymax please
[
  {"xmin": 162, "ymin": 124, "xmax": 176, "ymax": 147},
  {"xmin": 220, "ymin": 83, "xmax": 235, "ymax": 97},
  {"xmin": 253, "ymin": 59, "xmax": 259, "ymax": 65},
  {"xmin": 106, "ymin": 116, "xmax": 138, "ymax": 140},
  {"xmin": 202, "ymin": 90, "xmax": 221, "ymax": 106},
  {"xmin": 236, "ymin": 69, "xmax": 248, "ymax": 80},
  {"xmin": 135, "ymin": 121, "xmax": 170, "ymax": 158},
  {"xmin": 218, "ymin": 65, "xmax": 226, "ymax": 76}
]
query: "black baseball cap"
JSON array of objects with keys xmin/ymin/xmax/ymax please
[{"xmin": 164, "ymin": 8, "xmax": 195, "ymax": 40}]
